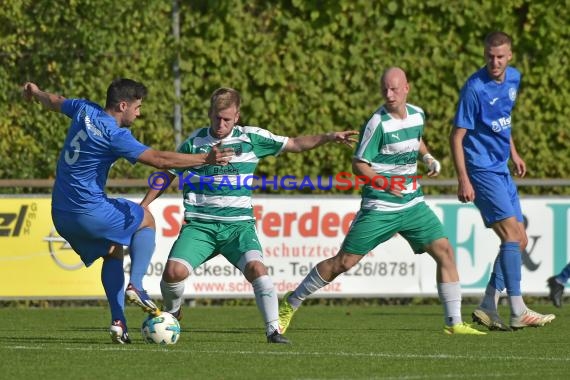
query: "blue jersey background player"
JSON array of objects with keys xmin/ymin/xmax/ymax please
[
  {"xmin": 450, "ymin": 31, "xmax": 555, "ymax": 330},
  {"xmin": 547, "ymin": 263, "xmax": 570, "ymax": 308},
  {"xmin": 22, "ymin": 79, "xmax": 233, "ymax": 343}
]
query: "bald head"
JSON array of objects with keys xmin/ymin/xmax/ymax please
[
  {"xmin": 381, "ymin": 67, "xmax": 408, "ymax": 84},
  {"xmin": 380, "ymin": 67, "xmax": 409, "ymax": 117}
]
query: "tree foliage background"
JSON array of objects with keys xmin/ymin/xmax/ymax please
[{"xmin": 1, "ymin": 0, "xmax": 568, "ymax": 194}]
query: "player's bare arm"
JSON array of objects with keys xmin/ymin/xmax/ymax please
[
  {"xmin": 140, "ymin": 171, "xmax": 177, "ymax": 208},
  {"xmin": 418, "ymin": 139, "xmax": 441, "ymax": 177},
  {"xmin": 509, "ymin": 135, "xmax": 526, "ymax": 177},
  {"xmin": 449, "ymin": 127, "xmax": 475, "ymax": 203},
  {"xmin": 22, "ymin": 82, "xmax": 66, "ymax": 112},
  {"xmin": 352, "ymin": 158, "xmax": 404, "ymax": 198},
  {"xmin": 137, "ymin": 144, "xmax": 234, "ymax": 170},
  {"xmin": 283, "ymin": 130, "xmax": 359, "ymax": 153}
]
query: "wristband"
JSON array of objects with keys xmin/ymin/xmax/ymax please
[{"xmin": 422, "ymin": 153, "xmax": 434, "ymax": 164}]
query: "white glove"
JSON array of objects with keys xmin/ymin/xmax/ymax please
[{"xmin": 422, "ymin": 153, "xmax": 441, "ymax": 176}]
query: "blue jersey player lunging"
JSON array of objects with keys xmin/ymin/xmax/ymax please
[
  {"xmin": 22, "ymin": 79, "xmax": 233, "ymax": 343},
  {"xmin": 450, "ymin": 31, "xmax": 555, "ymax": 331}
]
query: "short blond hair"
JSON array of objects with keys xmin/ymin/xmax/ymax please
[{"xmin": 209, "ymin": 87, "xmax": 241, "ymax": 115}]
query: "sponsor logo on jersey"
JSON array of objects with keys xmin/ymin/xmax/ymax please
[
  {"xmin": 491, "ymin": 116, "xmax": 511, "ymax": 132},
  {"xmin": 509, "ymin": 87, "xmax": 517, "ymax": 102}
]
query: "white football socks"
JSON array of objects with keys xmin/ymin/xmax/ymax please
[
  {"xmin": 437, "ymin": 281, "xmax": 463, "ymax": 326},
  {"xmin": 252, "ymin": 275, "xmax": 280, "ymax": 336},
  {"xmin": 160, "ymin": 279, "xmax": 185, "ymax": 314},
  {"xmin": 289, "ymin": 266, "xmax": 330, "ymax": 309}
]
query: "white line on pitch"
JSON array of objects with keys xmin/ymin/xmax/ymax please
[{"xmin": 3, "ymin": 345, "xmax": 570, "ymax": 362}]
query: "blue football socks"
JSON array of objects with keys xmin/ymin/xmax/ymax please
[
  {"xmin": 128, "ymin": 227, "xmax": 156, "ymax": 290},
  {"xmin": 102, "ymin": 256, "xmax": 126, "ymax": 325},
  {"xmin": 489, "ymin": 254, "xmax": 505, "ymax": 292},
  {"xmin": 499, "ymin": 242, "xmax": 522, "ymax": 296}
]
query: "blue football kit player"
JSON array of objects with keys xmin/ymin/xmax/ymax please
[
  {"xmin": 547, "ymin": 263, "xmax": 570, "ymax": 308},
  {"xmin": 22, "ymin": 79, "xmax": 233, "ymax": 343},
  {"xmin": 450, "ymin": 31, "xmax": 555, "ymax": 330}
]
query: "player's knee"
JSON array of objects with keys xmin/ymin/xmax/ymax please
[
  {"xmin": 336, "ymin": 261, "xmax": 353, "ymax": 273},
  {"xmin": 518, "ymin": 230, "xmax": 528, "ymax": 252},
  {"xmin": 440, "ymin": 245, "xmax": 456, "ymax": 265},
  {"xmin": 505, "ymin": 224, "xmax": 523, "ymax": 243},
  {"xmin": 243, "ymin": 260, "xmax": 268, "ymax": 282},
  {"xmin": 516, "ymin": 232, "xmax": 528, "ymax": 251},
  {"xmin": 139, "ymin": 208, "xmax": 156, "ymax": 229},
  {"xmin": 162, "ymin": 261, "xmax": 189, "ymax": 282},
  {"xmin": 333, "ymin": 252, "xmax": 359, "ymax": 274},
  {"xmin": 503, "ymin": 234, "xmax": 522, "ymax": 245},
  {"xmin": 107, "ymin": 244, "xmax": 124, "ymax": 259},
  {"xmin": 429, "ymin": 240, "xmax": 455, "ymax": 266}
]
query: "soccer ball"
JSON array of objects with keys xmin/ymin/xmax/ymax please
[{"xmin": 141, "ymin": 312, "xmax": 181, "ymax": 345}]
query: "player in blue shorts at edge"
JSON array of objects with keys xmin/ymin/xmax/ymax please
[
  {"xmin": 547, "ymin": 263, "xmax": 570, "ymax": 308},
  {"xmin": 279, "ymin": 67, "xmax": 486, "ymax": 336},
  {"xmin": 22, "ymin": 79, "xmax": 234, "ymax": 343},
  {"xmin": 140, "ymin": 87, "xmax": 358, "ymax": 343},
  {"xmin": 449, "ymin": 31, "xmax": 555, "ymax": 330}
]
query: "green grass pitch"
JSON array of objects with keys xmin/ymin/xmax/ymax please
[{"xmin": 0, "ymin": 303, "xmax": 568, "ymax": 379}]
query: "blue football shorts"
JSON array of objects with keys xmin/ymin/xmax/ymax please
[
  {"xmin": 52, "ymin": 198, "xmax": 144, "ymax": 267},
  {"xmin": 469, "ymin": 170, "xmax": 523, "ymax": 227}
]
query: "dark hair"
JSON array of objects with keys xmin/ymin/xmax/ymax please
[
  {"xmin": 484, "ymin": 31, "xmax": 512, "ymax": 48},
  {"xmin": 105, "ymin": 78, "xmax": 147, "ymax": 108}
]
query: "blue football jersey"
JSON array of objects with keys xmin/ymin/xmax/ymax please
[
  {"xmin": 52, "ymin": 99, "xmax": 149, "ymax": 212},
  {"xmin": 453, "ymin": 66, "xmax": 520, "ymax": 173}
]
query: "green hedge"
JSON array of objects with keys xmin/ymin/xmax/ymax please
[{"xmin": 1, "ymin": 0, "xmax": 568, "ymax": 194}]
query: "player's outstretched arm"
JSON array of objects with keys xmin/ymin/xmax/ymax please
[
  {"xmin": 283, "ymin": 130, "xmax": 359, "ymax": 153},
  {"xmin": 140, "ymin": 171, "xmax": 177, "ymax": 208},
  {"xmin": 22, "ymin": 82, "xmax": 66, "ymax": 112},
  {"xmin": 137, "ymin": 144, "xmax": 234, "ymax": 170}
]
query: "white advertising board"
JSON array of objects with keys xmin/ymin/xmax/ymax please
[{"xmin": 135, "ymin": 196, "xmax": 570, "ymax": 298}]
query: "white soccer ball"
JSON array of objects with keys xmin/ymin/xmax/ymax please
[{"xmin": 141, "ymin": 312, "xmax": 181, "ymax": 345}]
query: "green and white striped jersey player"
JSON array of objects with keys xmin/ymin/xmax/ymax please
[
  {"xmin": 355, "ymin": 102, "xmax": 428, "ymax": 212},
  {"xmin": 141, "ymin": 87, "xmax": 358, "ymax": 344},
  {"xmin": 174, "ymin": 126, "xmax": 288, "ymax": 222},
  {"xmin": 278, "ymin": 67, "xmax": 487, "ymax": 336}
]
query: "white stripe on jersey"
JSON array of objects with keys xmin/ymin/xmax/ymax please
[
  {"xmin": 184, "ymin": 193, "xmax": 252, "ymax": 209},
  {"xmin": 381, "ymin": 139, "xmax": 420, "ymax": 154},
  {"xmin": 184, "ymin": 212, "xmax": 254, "ymax": 222},
  {"xmin": 380, "ymin": 112, "xmax": 424, "ymax": 133},
  {"xmin": 355, "ymin": 113, "xmax": 381, "ymax": 159},
  {"xmin": 370, "ymin": 162, "xmax": 418, "ymax": 175},
  {"xmin": 361, "ymin": 196, "xmax": 424, "ymax": 212}
]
